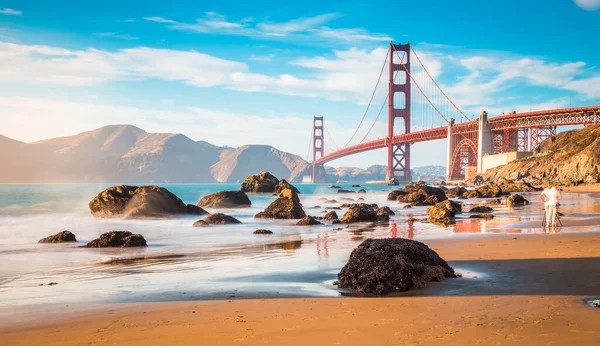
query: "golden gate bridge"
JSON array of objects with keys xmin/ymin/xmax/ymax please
[{"xmin": 309, "ymin": 42, "xmax": 600, "ymax": 183}]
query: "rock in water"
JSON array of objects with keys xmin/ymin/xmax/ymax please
[
  {"xmin": 445, "ymin": 186, "xmax": 468, "ymax": 198},
  {"xmin": 387, "ymin": 183, "xmax": 447, "ymax": 205},
  {"xmin": 323, "ymin": 210, "xmax": 340, "ymax": 222},
  {"xmin": 240, "ymin": 172, "xmax": 279, "ymax": 193},
  {"xmin": 427, "ymin": 200, "xmax": 462, "ymax": 225},
  {"xmin": 296, "ymin": 216, "xmax": 322, "ymax": 225},
  {"xmin": 470, "ymin": 214, "xmax": 494, "ymax": 219},
  {"xmin": 274, "ymin": 179, "xmax": 300, "ymax": 195},
  {"xmin": 357, "ymin": 189, "xmax": 366, "ymax": 194},
  {"xmin": 39, "ymin": 230, "xmax": 77, "ymax": 243},
  {"xmin": 340, "ymin": 203, "xmax": 379, "ymax": 223},
  {"xmin": 255, "ymin": 188, "xmax": 306, "ymax": 219},
  {"xmin": 506, "ymin": 194, "xmax": 529, "ymax": 207},
  {"xmin": 197, "ymin": 190, "xmax": 251, "ymax": 208},
  {"xmin": 89, "ymin": 185, "xmax": 206, "ymax": 218},
  {"xmin": 254, "ymin": 229, "xmax": 273, "ymax": 234},
  {"xmin": 201, "ymin": 213, "xmax": 242, "ymax": 225},
  {"xmin": 337, "ymin": 238, "xmax": 456, "ymax": 295},
  {"xmin": 192, "ymin": 220, "xmax": 210, "ymax": 227},
  {"xmin": 85, "ymin": 231, "xmax": 147, "ymax": 248},
  {"xmin": 469, "ymin": 206, "xmax": 493, "ymax": 213},
  {"xmin": 497, "ymin": 178, "xmax": 537, "ymax": 193}
]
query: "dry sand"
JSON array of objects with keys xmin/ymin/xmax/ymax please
[
  {"xmin": 562, "ymin": 183, "xmax": 600, "ymax": 193},
  {"xmin": 2, "ymin": 233, "xmax": 599, "ymax": 345}
]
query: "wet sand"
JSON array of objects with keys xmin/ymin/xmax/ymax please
[
  {"xmin": 2, "ymin": 232, "xmax": 599, "ymax": 345},
  {"xmin": 562, "ymin": 183, "xmax": 600, "ymax": 194}
]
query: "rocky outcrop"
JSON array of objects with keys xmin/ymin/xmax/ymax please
[
  {"xmin": 497, "ymin": 179, "xmax": 537, "ymax": 193},
  {"xmin": 274, "ymin": 179, "xmax": 300, "ymax": 195},
  {"xmin": 38, "ymin": 231, "xmax": 77, "ymax": 243},
  {"xmin": 427, "ymin": 200, "xmax": 462, "ymax": 225},
  {"xmin": 296, "ymin": 216, "xmax": 322, "ymax": 226},
  {"xmin": 464, "ymin": 184, "xmax": 503, "ymax": 198},
  {"xmin": 84, "ymin": 231, "xmax": 147, "ymax": 248},
  {"xmin": 89, "ymin": 185, "xmax": 206, "ymax": 218},
  {"xmin": 338, "ymin": 189, "xmax": 356, "ymax": 194},
  {"xmin": 336, "ymin": 238, "xmax": 456, "ymax": 295},
  {"xmin": 482, "ymin": 125, "xmax": 600, "ymax": 187},
  {"xmin": 357, "ymin": 189, "xmax": 366, "ymax": 194},
  {"xmin": 201, "ymin": 213, "xmax": 242, "ymax": 225},
  {"xmin": 340, "ymin": 204, "xmax": 379, "ymax": 223},
  {"xmin": 192, "ymin": 220, "xmax": 210, "ymax": 227},
  {"xmin": 388, "ymin": 183, "xmax": 447, "ymax": 206},
  {"xmin": 241, "ymin": 171, "xmax": 279, "ymax": 193},
  {"xmin": 469, "ymin": 206, "xmax": 493, "ymax": 213},
  {"xmin": 376, "ymin": 206, "xmax": 395, "ymax": 216},
  {"xmin": 506, "ymin": 194, "xmax": 529, "ymax": 207},
  {"xmin": 197, "ymin": 190, "xmax": 251, "ymax": 208},
  {"xmin": 323, "ymin": 210, "xmax": 340, "ymax": 222},
  {"xmin": 255, "ymin": 188, "xmax": 306, "ymax": 219},
  {"xmin": 445, "ymin": 186, "xmax": 468, "ymax": 198},
  {"xmin": 254, "ymin": 229, "xmax": 273, "ymax": 234}
]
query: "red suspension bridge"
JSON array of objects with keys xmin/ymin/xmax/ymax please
[{"xmin": 310, "ymin": 41, "xmax": 600, "ymax": 183}]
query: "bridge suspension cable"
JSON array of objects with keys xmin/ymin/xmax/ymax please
[
  {"xmin": 323, "ymin": 119, "xmax": 341, "ymax": 151},
  {"xmin": 341, "ymin": 46, "xmax": 390, "ymax": 148}
]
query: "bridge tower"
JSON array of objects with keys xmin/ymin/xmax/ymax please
[
  {"xmin": 311, "ymin": 116, "xmax": 325, "ymax": 183},
  {"xmin": 386, "ymin": 42, "xmax": 412, "ymax": 183}
]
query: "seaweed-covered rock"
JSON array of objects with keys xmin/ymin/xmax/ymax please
[
  {"xmin": 240, "ymin": 172, "xmax": 279, "ymax": 193},
  {"xmin": 197, "ymin": 190, "xmax": 251, "ymax": 208},
  {"xmin": 254, "ymin": 229, "xmax": 273, "ymax": 234},
  {"xmin": 38, "ymin": 231, "xmax": 77, "ymax": 243},
  {"xmin": 89, "ymin": 185, "xmax": 206, "ymax": 218},
  {"xmin": 255, "ymin": 188, "xmax": 306, "ymax": 219},
  {"xmin": 85, "ymin": 231, "xmax": 147, "ymax": 248},
  {"xmin": 296, "ymin": 216, "xmax": 322, "ymax": 226},
  {"xmin": 336, "ymin": 238, "xmax": 456, "ymax": 295},
  {"xmin": 274, "ymin": 179, "xmax": 300, "ymax": 195},
  {"xmin": 323, "ymin": 210, "xmax": 340, "ymax": 222},
  {"xmin": 388, "ymin": 183, "xmax": 447, "ymax": 205},
  {"xmin": 445, "ymin": 186, "xmax": 468, "ymax": 198},
  {"xmin": 201, "ymin": 213, "xmax": 242, "ymax": 225},
  {"xmin": 427, "ymin": 200, "xmax": 462, "ymax": 225},
  {"xmin": 506, "ymin": 194, "xmax": 529, "ymax": 207},
  {"xmin": 468, "ymin": 206, "xmax": 493, "ymax": 213},
  {"xmin": 340, "ymin": 203, "xmax": 378, "ymax": 223}
]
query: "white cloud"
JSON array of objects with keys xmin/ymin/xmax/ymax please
[
  {"xmin": 249, "ymin": 54, "xmax": 275, "ymax": 63},
  {"xmin": 0, "ymin": 8, "xmax": 21, "ymax": 16},
  {"xmin": 144, "ymin": 12, "xmax": 391, "ymax": 44},
  {"xmin": 574, "ymin": 0, "xmax": 600, "ymax": 10},
  {"xmin": 95, "ymin": 32, "xmax": 139, "ymax": 40}
]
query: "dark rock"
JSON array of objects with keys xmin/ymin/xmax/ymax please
[
  {"xmin": 197, "ymin": 190, "xmax": 251, "ymax": 208},
  {"xmin": 402, "ymin": 204, "xmax": 413, "ymax": 209},
  {"xmin": 488, "ymin": 198, "xmax": 502, "ymax": 205},
  {"xmin": 336, "ymin": 238, "xmax": 456, "ymax": 295},
  {"xmin": 376, "ymin": 206, "xmax": 395, "ymax": 216},
  {"xmin": 240, "ymin": 171, "xmax": 279, "ymax": 193},
  {"xmin": 324, "ymin": 199, "xmax": 338, "ymax": 204},
  {"xmin": 470, "ymin": 214, "xmax": 494, "ymax": 219},
  {"xmin": 357, "ymin": 198, "xmax": 365, "ymax": 201},
  {"xmin": 255, "ymin": 188, "xmax": 306, "ymax": 219},
  {"xmin": 338, "ymin": 189, "xmax": 356, "ymax": 194},
  {"xmin": 296, "ymin": 216, "xmax": 322, "ymax": 225},
  {"xmin": 468, "ymin": 206, "xmax": 493, "ymax": 213},
  {"xmin": 89, "ymin": 185, "xmax": 207, "ymax": 218},
  {"xmin": 254, "ymin": 229, "xmax": 273, "ymax": 234},
  {"xmin": 192, "ymin": 220, "xmax": 211, "ymax": 227},
  {"xmin": 427, "ymin": 200, "xmax": 462, "ymax": 225},
  {"xmin": 202, "ymin": 213, "xmax": 242, "ymax": 225},
  {"xmin": 312, "ymin": 205, "xmax": 321, "ymax": 208},
  {"xmin": 340, "ymin": 203, "xmax": 379, "ymax": 223},
  {"xmin": 388, "ymin": 183, "xmax": 447, "ymax": 206},
  {"xmin": 274, "ymin": 179, "xmax": 300, "ymax": 195},
  {"xmin": 352, "ymin": 185, "xmax": 361, "ymax": 187},
  {"xmin": 324, "ymin": 206, "xmax": 341, "ymax": 210},
  {"xmin": 445, "ymin": 186, "xmax": 468, "ymax": 198},
  {"xmin": 85, "ymin": 231, "xmax": 147, "ymax": 248},
  {"xmin": 497, "ymin": 178, "xmax": 537, "ymax": 193},
  {"xmin": 474, "ymin": 184, "xmax": 503, "ymax": 198},
  {"xmin": 357, "ymin": 189, "xmax": 366, "ymax": 194},
  {"xmin": 329, "ymin": 185, "xmax": 342, "ymax": 189},
  {"xmin": 506, "ymin": 194, "xmax": 529, "ymax": 207},
  {"xmin": 388, "ymin": 178, "xmax": 400, "ymax": 185},
  {"xmin": 39, "ymin": 230, "xmax": 77, "ymax": 243},
  {"xmin": 375, "ymin": 206, "xmax": 394, "ymax": 222},
  {"xmin": 324, "ymin": 210, "xmax": 339, "ymax": 222}
]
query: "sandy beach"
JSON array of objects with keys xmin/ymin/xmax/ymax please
[{"xmin": 2, "ymin": 232, "xmax": 599, "ymax": 346}]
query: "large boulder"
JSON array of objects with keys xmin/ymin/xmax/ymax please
[
  {"xmin": 197, "ymin": 190, "xmax": 251, "ymax": 208},
  {"xmin": 323, "ymin": 210, "xmax": 340, "ymax": 222},
  {"xmin": 89, "ymin": 185, "xmax": 206, "ymax": 218},
  {"xmin": 255, "ymin": 188, "xmax": 306, "ymax": 219},
  {"xmin": 497, "ymin": 179, "xmax": 537, "ymax": 193},
  {"xmin": 336, "ymin": 238, "xmax": 456, "ymax": 295},
  {"xmin": 274, "ymin": 179, "xmax": 300, "ymax": 195},
  {"xmin": 296, "ymin": 216, "xmax": 322, "ymax": 226},
  {"xmin": 240, "ymin": 172, "xmax": 279, "ymax": 193},
  {"xmin": 469, "ymin": 206, "xmax": 493, "ymax": 213},
  {"xmin": 39, "ymin": 230, "xmax": 77, "ymax": 243},
  {"xmin": 387, "ymin": 183, "xmax": 447, "ymax": 205},
  {"xmin": 474, "ymin": 184, "xmax": 503, "ymax": 198},
  {"xmin": 506, "ymin": 194, "xmax": 529, "ymax": 207},
  {"xmin": 340, "ymin": 203, "xmax": 379, "ymax": 223},
  {"xmin": 84, "ymin": 231, "xmax": 147, "ymax": 248},
  {"xmin": 445, "ymin": 186, "xmax": 468, "ymax": 198},
  {"xmin": 427, "ymin": 200, "xmax": 462, "ymax": 225},
  {"xmin": 200, "ymin": 213, "xmax": 242, "ymax": 225}
]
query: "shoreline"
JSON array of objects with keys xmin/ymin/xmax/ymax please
[{"xmin": 2, "ymin": 232, "xmax": 599, "ymax": 345}]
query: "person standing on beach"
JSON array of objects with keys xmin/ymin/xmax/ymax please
[{"xmin": 540, "ymin": 186, "xmax": 561, "ymax": 228}]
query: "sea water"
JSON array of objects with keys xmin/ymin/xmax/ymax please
[{"xmin": 1, "ymin": 183, "xmax": 599, "ymax": 324}]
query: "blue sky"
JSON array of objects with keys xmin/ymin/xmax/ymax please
[{"xmin": 1, "ymin": 0, "xmax": 599, "ymax": 168}]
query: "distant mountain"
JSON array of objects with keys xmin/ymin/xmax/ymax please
[{"xmin": 411, "ymin": 165, "xmax": 446, "ymax": 182}]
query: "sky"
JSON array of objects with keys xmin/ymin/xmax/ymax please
[{"xmin": 0, "ymin": 0, "xmax": 599, "ymax": 169}]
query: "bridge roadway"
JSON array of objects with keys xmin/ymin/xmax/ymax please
[{"xmin": 314, "ymin": 106, "xmax": 600, "ymax": 165}]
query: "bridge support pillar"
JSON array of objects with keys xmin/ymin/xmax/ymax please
[
  {"xmin": 446, "ymin": 118, "xmax": 454, "ymax": 181},
  {"xmin": 477, "ymin": 111, "xmax": 492, "ymax": 174},
  {"xmin": 311, "ymin": 116, "xmax": 325, "ymax": 183}
]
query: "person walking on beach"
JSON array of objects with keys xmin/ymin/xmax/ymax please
[{"xmin": 540, "ymin": 185, "xmax": 561, "ymax": 228}]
